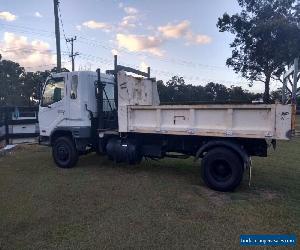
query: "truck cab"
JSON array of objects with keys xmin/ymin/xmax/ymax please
[{"xmin": 39, "ymin": 71, "xmax": 116, "ymax": 150}]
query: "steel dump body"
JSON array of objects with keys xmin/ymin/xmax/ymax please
[
  {"xmin": 117, "ymin": 72, "xmax": 292, "ymax": 140},
  {"xmin": 122, "ymin": 104, "xmax": 292, "ymax": 140}
]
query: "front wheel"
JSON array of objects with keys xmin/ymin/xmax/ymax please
[
  {"xmin": 201, "ymin": 147, "xmax": 244, "ymax": 192},
  {"xmin": 52, "ymin": 136, "xmax": 78, "ymax": 168}
]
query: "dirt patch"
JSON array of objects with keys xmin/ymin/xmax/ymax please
[
  {"xmin": 191, "ymin": 185, "xmax": 232, "ymax": 206},
  {"xmin": 255, "ymin": 188, "xmax": 281, "ymax": 200}
]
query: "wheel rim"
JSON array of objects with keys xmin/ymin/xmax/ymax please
[
  {"xmin": 210, "ymin": 160, "xmax": 232, "ymax": 182},
  {"xmin": 56, "ymin": 143, "xmax": 70, "ymax": 163}
]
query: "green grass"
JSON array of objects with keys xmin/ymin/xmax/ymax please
[{"xmin": 0, "ymin": 118, "xmax": 299, "ymax": 249}]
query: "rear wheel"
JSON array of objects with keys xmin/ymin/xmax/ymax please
[
  {"xmin": 201, "ymin": 147, "xmax": 244, "ymax": 192},
  {"xmin": 52, "ymin": 136, "xmax": 78, "ymax": 168}
]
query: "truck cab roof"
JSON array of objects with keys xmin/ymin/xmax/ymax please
[{"xmin": 50, "ymin": 71, "xmax": 115, "ymax": 84}]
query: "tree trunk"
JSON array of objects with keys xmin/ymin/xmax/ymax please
[{"xmin": 263, "ymin": 75, "xmax": 271, "ymax": 104}]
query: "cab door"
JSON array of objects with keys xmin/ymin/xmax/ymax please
[{"xmin": 39, "ymin": 76, "xmax": 67, "ymax": 137}]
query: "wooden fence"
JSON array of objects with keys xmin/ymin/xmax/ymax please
[{"xmin": 0, "ymin": 106, "xmax": 39, "ymax": 146}]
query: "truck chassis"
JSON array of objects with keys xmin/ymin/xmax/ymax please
[{"xmin": 39, "ymin": 56, "xmax": 295, "ymax": 192}]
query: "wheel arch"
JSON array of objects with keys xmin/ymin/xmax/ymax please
[
  {"xmin": 50, "ymin": 128, "xmax": 73, "ymax": 145},
  {"xmin": 195, "ymin": 140, "xmax": 250, "ymax": 169}
]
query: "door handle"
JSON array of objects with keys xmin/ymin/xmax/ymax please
[{"xmin": 58, "ymin": 109, "xmax": 65, "ymax": 114}]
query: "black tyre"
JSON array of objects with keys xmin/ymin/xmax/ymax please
[
  {"xmin": 201, "ymin": 147, "xmax": 244, "ymax": 192},
  {"xmin": 52, "ymin": 136, "xmax": 78, "ymax": 168}
]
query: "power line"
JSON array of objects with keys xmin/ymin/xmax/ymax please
[
  {"xmin": 74, "ymin": 55, "xmax": 251, "ymax": 86},
  {"xmin": 25, "ymin": 63, "xmax": 57, "ymax": 69},
  {"xmin": 0, "ymin": 40, "xmax": 251, "ymax": 85},
  {"xmin": 0, "ymin": 23, "xmax": 55, "ymax": 35},
  {"xmin": 0, "ymin": 45, "xmax": 252, "ymax": 86},
  {"xmin": 0, "ymin": 47, "xmax": 54, "ymax": 54},
  {"xmin": 0, "ymin": 48, "xmax": 71, "ymax": 57},
  {"xmin": 0, "ymin": 23, "xmax": 230, "ymax": 72},
  {"xmin": 0, "ymin": 23, "xmax": 266, "ymax": 88},
  {"xmin": 0, "ymin": 26, "xmax": 55, "ymax": 41},
  {"xmin": 76, "ymin": 36, "xmax": 229, "ymax": 71}
]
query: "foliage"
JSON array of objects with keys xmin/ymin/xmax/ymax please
[
  {"xmin": 0, "ymin": 55, "xmax": 69, "ymax": 106},
  {"xmin": 0, "ymin": 59, "xmax": 26, "ymax": 106},
  {"xmin": 270, "ymin": 88, "xmax": 282, "ymax": 102},
  {"xmin": 158, "ymin": 76, "xmax": 261, "ymax": 104},
  {"xmin": 270, "ymin": 87, "xmax": 300, "ymax": 104},
  {"xmin": 217, "ymin": 0, "xmax": 300, "ymax": 103},
  {"xmin": 1, "ymin": 54, "xmax": 261, "ymax": 107}
]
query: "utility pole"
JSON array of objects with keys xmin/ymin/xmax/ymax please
[
  {"xmin": 66, "ymin": 36, "xmax": 79, "ymax": 71},
  {"xmin": 53, "ymin": 0, "xmax": 61, "ymax": 72}
]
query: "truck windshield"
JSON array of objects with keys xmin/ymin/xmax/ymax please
[{"xmin": 41, "ymin": 77, "xmax": 65, "ymax": 106}]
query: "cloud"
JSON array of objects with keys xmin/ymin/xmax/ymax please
[
  {"xmin": 116, "ymin": 33, "xmax": 164, "ymax": 56},
  {"xmin": 158, "ymin": 20, "xmax": 190, "ymax": 39},
  {"xmin": 82, "ymin": 20, "xmax": 112, "ymax": 32},
  {"xmin": 139, "ymin": 61, "xmax": 149, "ymax": 72},
  {"xmin": 185, "ymin": 31, "xmax": 212, "ymax": 45},
  {"xmin": 34, "ymin": 11, "xmax": 42, "ymax": 18},
  {"xmin": 124, "ymin": 7, "xmax": 138, "ymax": 15},
  {"xmin": 118, "ymin": 5, "xmax": 139, "ymax": 30},
  {"xmin": 147, "ymin": 25, "xmax": 154, "ymax": 31},
  {"xmin": 119, "ymin": 15, "xmax": 137, "ymax": 28},
  {"xmin": 0, "ymin": 32, "xmax": 55, "ymax": 70},
  {"xmin": 0, "ymin": 11, "xmax": 17, "ymax": 22},
  {"xmin": 158, "ymin": 20, "xmax": 212, "ymax": 45},
  {"xmin": 76, "ymin": 25, "xmax": 82, "ymax": 31},
  {"xmin": 118, "ymin": 2, "xmax": 124, "ymax": 8},
  {"xmin": 111, "ymin": 49, "xmax": 119, "ymax": 56}
]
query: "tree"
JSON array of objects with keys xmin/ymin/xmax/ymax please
[
  {"xmin": 229, "ymin": 86, "xmax": 260, "ymax": 102},
  {"xmin": 270, "ymin": 88, "xmax": 283, "ymax": 102},
  {"xmin": 204, "ymin": 82, "xmax": 229, "ymax": 102},
  {"xmin": 166, "ymin": 76, "xmax": 185, "ymax": 87},
  {"xmin": 217, "ymin": 0, "xmax": 300, "ymax": 103},
  {"xmin": 157, "ymin": 76, "xmax": 260, "ymax": 104},
  {"xmin": 21, "ymin": 71, "xmax": 50, "ymax": 105},
  {"xmin": 0, "ymin": 54, "xmax": 70, "ymax": 106},
  {"xmin": 0, "ymin": 56, "xmax": 26, "ymax": 106}
]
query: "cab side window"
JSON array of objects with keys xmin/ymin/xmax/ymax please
[
  {"xmin": 70, "ymin": 75, "xmax": 78, "ymax": 99},
  {"xmin": 42, "ymin": 77, "xmax": 65, "ymax": 106}
]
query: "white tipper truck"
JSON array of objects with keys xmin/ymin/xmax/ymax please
[{"xmin": 39, "ymin": 57, "xmax": 295, "ymax": 192}]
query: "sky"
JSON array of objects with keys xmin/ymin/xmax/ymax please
[{"xmin": 0, "ymin": 0, "xmax": 281, "ymax": 93}]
